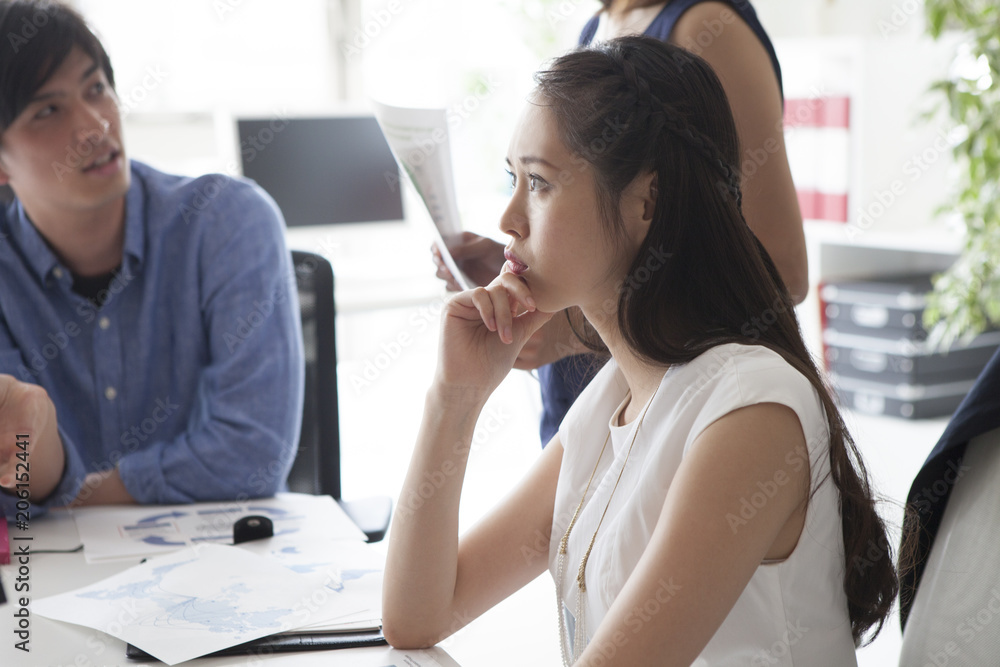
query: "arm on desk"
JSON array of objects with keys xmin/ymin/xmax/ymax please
[
  {"xmin": 382, "ymin": 274, "xmax": 558, "ymax": 648},
  {"xmin": 383, "ymin": 390, "xmax": 562, "ymax": 649}
]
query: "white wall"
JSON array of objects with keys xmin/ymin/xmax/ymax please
[{"xmin": 754, "ymin": 0, "xmax": 927, "ymax": 38}]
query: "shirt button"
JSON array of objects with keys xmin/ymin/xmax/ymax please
[
  {"xmin": 99, "ymin": 317, "xmax": 111, "ymax": 330},
  {"xmin": 105, "ymin": 386, "xmax": 118, "ymax": 401},
  {"xmin": 53, "ymin": 267, "xmax": 64, "ymax": 279}
]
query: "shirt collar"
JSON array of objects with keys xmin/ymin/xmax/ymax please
[
  {"xmin": 8, "ymin": 199, "xmax": 63, "ymax": 285},
  {"xmin": 122, "ymin": 160, "xmax": 146, "ymax": 272},
  {"xmin": 6, "ymin": 161, "xmax": 145, "ymax": 285}
]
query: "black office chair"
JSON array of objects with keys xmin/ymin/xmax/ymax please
[{"xmin": 287, "ymin": 250, "xmax": 392, "ymax": 542}]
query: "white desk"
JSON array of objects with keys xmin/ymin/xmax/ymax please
[{"xmin": 0, "ymin": 512, "xmax": 464, "ymax": 667}]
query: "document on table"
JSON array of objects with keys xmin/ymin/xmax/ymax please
[
  {"xmin": 236, "ymin": 534, "xmax": 385, "ymax": 631},
  {"xmin": 32, "ymin": 540, "xmax": 385, "ymax": 665},
  {"xmin": 372, "ymin": 100, "xmax": 473, "ymax": 290},
  {"xmin": 70, "ymin": 492, "xmax": 367, "ymax": 563}
]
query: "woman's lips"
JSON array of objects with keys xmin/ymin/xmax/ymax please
[{"xmin": 504, "ymin": 249, "xmax": 528, "ymax": 276}]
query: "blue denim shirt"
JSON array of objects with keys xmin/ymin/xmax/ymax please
[{"xmin": 0, "ymin": 160, "xmax": 304, "ymax": 513}]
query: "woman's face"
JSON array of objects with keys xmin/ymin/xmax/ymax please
[{"xmin": 499, "ymin": 100, "xmax": 649, "ymax": 317}]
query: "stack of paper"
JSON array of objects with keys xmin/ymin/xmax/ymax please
[{"xmin": 33, "ymin": 538, "xmax": 386, "ymax": 665}]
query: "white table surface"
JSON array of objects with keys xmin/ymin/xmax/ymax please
[{"xmin": 0, "ymin": 511, "xmax": 463, "ymax": 667}]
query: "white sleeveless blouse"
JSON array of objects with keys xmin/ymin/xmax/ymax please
[{"xmin": 549, "ymin": 344, "xmax": 857, "ymax": 665}]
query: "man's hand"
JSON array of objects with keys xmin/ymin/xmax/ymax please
[
  {"xmin": 0, "ymin": 374, "xmax": 66, "ymax": 503},
  {"xmin": 514, "ymin": 309, "xmax": 590, "ymax": 370},
  {"xmin": 432, "ymin": 232, "xmax": 506, "ymax": 291}
]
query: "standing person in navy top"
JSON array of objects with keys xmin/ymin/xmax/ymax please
[
  {"xmin": 433, "ymin": 1, "xmax": 806, "ymax": 446},
  {"xmin": 0, "ymin": 1, "xmax": 304, "ymax": 512}
]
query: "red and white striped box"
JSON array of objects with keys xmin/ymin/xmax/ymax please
[{"xmin": 784, "ymin": 96, "xmax": 851, "ymax": 223}]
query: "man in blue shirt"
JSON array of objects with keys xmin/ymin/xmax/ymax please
[{"xmin": 0, "ymin": 1, "xmax": 304, "ymax": 512}]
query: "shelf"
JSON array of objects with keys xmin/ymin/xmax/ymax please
[{"xmin": 804, "ymin": 219, "xmax": 964, "ymax": 255}]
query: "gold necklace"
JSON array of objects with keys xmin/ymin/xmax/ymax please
[{"xmin": 555, "ymin": 390, "xmax": 656, "ymax": 664}]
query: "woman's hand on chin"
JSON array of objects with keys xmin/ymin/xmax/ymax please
[{"xmin": 435, "ymin": 270, "xmax": 553, "ymax": 401}]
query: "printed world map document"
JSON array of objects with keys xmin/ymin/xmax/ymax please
[{"xmin": 372, "ymin": 100, "xmax": 474, "ymax": 290}]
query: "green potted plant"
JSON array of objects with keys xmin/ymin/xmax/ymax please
[{"xmin": 922, "ymin": 0, "xmax": 1000, "ymax": 346}]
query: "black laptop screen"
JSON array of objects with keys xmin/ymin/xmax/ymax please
[{"xmin": 237, "ymin": 116, "xmax": 403, "ymax": 226}]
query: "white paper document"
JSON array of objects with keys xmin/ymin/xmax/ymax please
[
  {"xmin": 33, "ymin": 543, "xmax": 374, "ymax": 665},
  {"xmin": 71, "ymin": 492, "xmax": 367, "ymax": 562},
  {"xmin": 372, "ymin": 100, "xmax": 473, "ymax": 290},
  {"xmin": 236, "ymin": 535, "xmax": 385, "ymax": 631}
]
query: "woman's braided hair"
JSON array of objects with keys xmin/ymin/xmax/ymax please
[
  {"xmin": 619, "ymin": 53, "xmax": 743, "ymax": 209},
  {"xmin": 534, "ymin": 35, "xmax": 898, "ymax": 646}
]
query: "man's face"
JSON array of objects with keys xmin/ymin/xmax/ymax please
[{"xmin": 0, "ymin": 47, "xmax": 129, "ymax": 219}]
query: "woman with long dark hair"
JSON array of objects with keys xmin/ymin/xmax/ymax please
[
  {"xmin": 434, "ymin": 0, "xmax": 806, "ymax": 448},
  {"xmin": 384, "ymin": 36, "xmax": 895, "ymax": 665}
]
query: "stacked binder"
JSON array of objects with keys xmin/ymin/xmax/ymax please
[{"xmin": 820, "ymin": 274, "xmax": 1000, "ymax": 419}]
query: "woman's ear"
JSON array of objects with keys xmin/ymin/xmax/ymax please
[
  {"xmin": 641, "ymin": 171, "xmax": 657, "ymax": 222},
  {"xmin": 622, "ymin": 171, "xmax": 657, "ymax": 242}
]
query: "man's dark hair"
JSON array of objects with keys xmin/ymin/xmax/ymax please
[
  {"xmin": 0, "ymin": 1, "xmax": 113, "ymax": 202},
  {"xmin": 0, "ymin": 0, "xmax": 115, "ymax": 133}
]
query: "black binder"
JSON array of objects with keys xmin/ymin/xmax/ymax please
[{"xmin": 125, "ymin": 629, "xmax": 386, "ymax": 661}]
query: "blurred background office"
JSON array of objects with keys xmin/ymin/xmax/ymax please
[{"xmin": 70, "ymin": 1, "xmax": 993, "ymax": 664}]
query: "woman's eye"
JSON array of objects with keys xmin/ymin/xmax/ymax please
[
  {"xmin": 528, "ymin": 174, "xmax": 545, "ymax": 191},
  {"xmin": 505, "ymin": 169, "xmax": 516, "ymax": 190},
  {"xmin": 91, "ymin": 81, "xmax": 106, "ymax": 95},
  {"xmin": 35, "ymin": 105, "xmax": 57, "ymax": 120}
]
